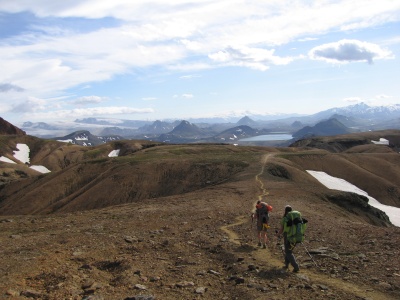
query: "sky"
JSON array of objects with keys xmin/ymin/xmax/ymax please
[
  {"xmin": 0, "ymin": 1, "xmax": 400, "ymax": 126},
  {"xmin": 307, "ymin": 170, "xmax": 400, "ymax": 227}
]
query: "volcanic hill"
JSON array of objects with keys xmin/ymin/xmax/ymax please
[{"xmin": 0, "ymin": 122, "xmax": 399, "ymax": 299}]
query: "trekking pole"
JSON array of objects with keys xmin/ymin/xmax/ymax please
[
  {"xmin": 301, "ymin": 242, "xmax": 318, "ymax": 267},
  {"xmin": 275, "ymin": 230, "xmax": 285, "ymax": 258},
  {"xmin": 250, "ymin": 214, "xmax": 255, "ymax": 244}
]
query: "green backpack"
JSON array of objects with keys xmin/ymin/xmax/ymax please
[{"xmin": 284, "ymin": 210, "xmax": 308, "ymax": 245}]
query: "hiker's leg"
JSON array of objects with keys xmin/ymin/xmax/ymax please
[
  {"xmin": 284, "ymin": 239, "xmax": 299, "ymax": 270},
  {"xmin": 261, "ymin": 231, "xmax": 267, "ymax": 248},
  {"xmin": 283, "ymin": 237, "xmax": 290, "ymax": 266}
]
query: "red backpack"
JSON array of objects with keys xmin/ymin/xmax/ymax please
[{"xmin": 256, "ymin": 202, "xmax": 273, "ymax": 224}]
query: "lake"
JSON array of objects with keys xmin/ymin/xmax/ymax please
[{"xmin": 239, "ymin": 133, "xmax": 293, "ymax": 142}]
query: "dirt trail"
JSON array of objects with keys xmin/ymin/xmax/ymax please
[{"xmin": 220, "ymin": 153, "xmax": 396, "ymax": 300}]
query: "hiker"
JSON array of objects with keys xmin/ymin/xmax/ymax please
[
  {"xmin": 252, "ymin": 199, "xmax": 272, "ymax": 248},
  {"xmin": 276, "ymin": 205, "xmax": 300, "ymax": 272}
]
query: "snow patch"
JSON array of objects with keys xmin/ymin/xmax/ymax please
[
  {"xmin": 30, "ymin": 165, "xmax": 51, "ymax": 173},
  {"xmin": 371, "ymin": 138, "xmax": 389, "ymax": 145},
  {"xmin": 57, "ymin": 139, "xmax": 74, "ymax": 143},
  {"xmin": 307, "ymin": 170, "xmax": 400, "ymax": 227},
  {"xmin": 10, "ymin": 143, "xmax": 51, "ymax": 173},
  {"xmin": 108, "ymin": 149, "xmax": 120, "ymax": 157},
  {"xmin": 13, "ymin": 143, "xmax": 30, "ymax": 164},
  {"xmin": 76, "ymin": 136, "xmax": 88, "ymax": 141},
  {"xmin": 0, "ymin": 156, "xmax": 16, "ymax": 164}
]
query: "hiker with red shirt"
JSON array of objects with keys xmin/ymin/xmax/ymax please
[{"xmin": 252, "ymin": 198, "xmax": 272, "ymax": 248}]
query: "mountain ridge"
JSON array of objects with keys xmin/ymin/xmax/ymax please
[{"xmin": 19, "ymin": 102, "xmax": 400, "ymax": 141}]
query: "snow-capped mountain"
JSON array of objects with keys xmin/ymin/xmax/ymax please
[
  {"xmin": 54, "ymin": 130, "xmax": 123, "ymax": 146},
  {"xmin": 314, "ymin": 103, "xmax": 400, "ymax": 120}
]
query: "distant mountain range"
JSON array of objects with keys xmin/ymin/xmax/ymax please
[{"xmin": 17, "ymin": 102, "xmax": 400, "ymax": 146}]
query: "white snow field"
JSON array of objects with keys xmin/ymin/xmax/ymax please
[
  {"xmin": 0, "ymin": 143, "xmax": 52, "ymax": 174},
  {"xmin": 307, "ymin": 170, "xmax": 400, "ymax": 227},
  {"xmin": 108, "ymin": 149, "xmax": 120, "ymax": 157}
]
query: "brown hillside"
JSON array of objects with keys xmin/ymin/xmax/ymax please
[
  {"xmin": 0, "ymin": 117, "xmax": 26, "ymax": 135},
  {"xmin": 290, "ymin": 129, "xmax": 400, "ymax": 153},
  {"xmin": 0, "ymin": 148, "xmax": 399, "ymax": 299},
  {"xmin": 0, "ymin": 133, "xmax": 400, "ymax": 299}
]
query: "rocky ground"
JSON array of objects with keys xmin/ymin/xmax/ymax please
[{"xmin": 1, "ymin": 153, "xmax": 399, "ymax": 300}]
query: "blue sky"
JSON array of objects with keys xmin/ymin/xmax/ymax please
[{"xmin": 0, "ymin": 0, "xmax": 399, "ymax": 125}]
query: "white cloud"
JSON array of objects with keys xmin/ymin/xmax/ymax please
[
  {"xmin": 309, "ymin": 39, "xmax": 394, "ymax": 64},
  {"xmin": 10, "ymin": 97, "xmax": 47, "ymax": 113},
  {"xmin": 73, "ymin": 95, "xmax": 106, "ymax": 105},
  {"xmin": 179, "ymin": 74, "xmax": 201, "ymax": 80},
  {"xmin": 375, "ymin": 94, "xmax": 393, "ymax": 100},
  {"xmin": 27, "ymin": 106, "xmax": 154, "ymax": 120},
  {"xmin": 0, "ymin": 83, "xmax": 24, "ymax": 92},
  {"xmin": 173, "ymin": 94, "xmax": 194, "ymax": 99},
  {"xmin": 343, "ymin": 97, "xmax": 362, "ymax": 103},
  {"xmin": 142, "ymin": 97, "xmax": 157, "ymax": 101},
  {"xmin": 298, "ymin": 37, "xmax": 318, "ymax": 42},
  {"xmin": 182, "ymin": 94, "xmax": 194, "ymax": 99},
  {"xmin": 209, "ymin": 46, "xmax": 294, "ymax": 71}
]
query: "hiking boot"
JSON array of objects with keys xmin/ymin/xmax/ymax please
[
  {"xmin": 262, "ymin": 244, "xmax": 266, "ymax": 249},
  {"xmin": 293, "ymin": 268, "xmax": 300, "ymax": 273},
  {"xmin": 257, "ymin": 242, "xmax": 262, "ymax": 247}
]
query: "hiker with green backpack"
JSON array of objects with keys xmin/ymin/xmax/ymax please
[{"xmin": 276, "ymin": 205, "xmax": 308, "ymax": 273}]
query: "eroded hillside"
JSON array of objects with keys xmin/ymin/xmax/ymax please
[{"xmin": 1, "ymin": 140, "xmax": 399, "ymax": 299}]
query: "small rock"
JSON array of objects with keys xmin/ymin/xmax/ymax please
[
  {"xmin": 82, "ymin": 278, "xmax": 95, "ymax": 289},
  {"xmin": 82, "ymin": 295, "xmax": 104, "ymax": 300},
  {"xmin": 176, "ymin": 281, "xmax": 195, "ymax": 288},
  {"xmin": 6, "ymin": 289, "xmax": 19, "ymax": 296},
  {"xmin": 196, "ymin": 270, "xmax": 207, "ymax": 276},
  {"xmin": 296, "ymin": 274, "xmax": 310, "ymax": 282},
  {"xmin": 195, "ymin": 287, "xmax": 207, "ymax": 294},
  {"xmin": 1, "ymin": 219, "xmax": 13, "ymax": 223},
  {"xmin": 124, "ymin": 236, "xmax": 138, "ymax": 243},
  {"xmin": 235, "ymin": 277, "xmax": 245, "ymax": 284},
  {"xmin": 79, "ymin": 264, "xmax": 92, "ymax": 270},
  {"xmin": 124, "ymin": 296, "xmax": 156, "ymax": 300},
  {"xmin": 268, "ymin": 283, "xmax": 279, "ymax": 289},
  {"xmin": 316, "ymin": 284, "xmax": 329, "ymax": 290},
  {"xmin": 378, "ymin": 282, "xmax": 392, "ymax": 290},
  {"xmin": 150, "ymin": 276, "xmax": 161, "ymax": 282},
  {"xmin": 208, "ymin": 269, "xmax": 221, "ymax": 276},
  {"xmin": 134, "ymin": 284, "xmax": 147, "ymax": 290},
  {"xmin": 9, "ymin": 235, "xmax": 22, "ymax": 239},
  {"xmin": 21, "ymin": 289, "xmax": 42, "ymax": 298}
]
